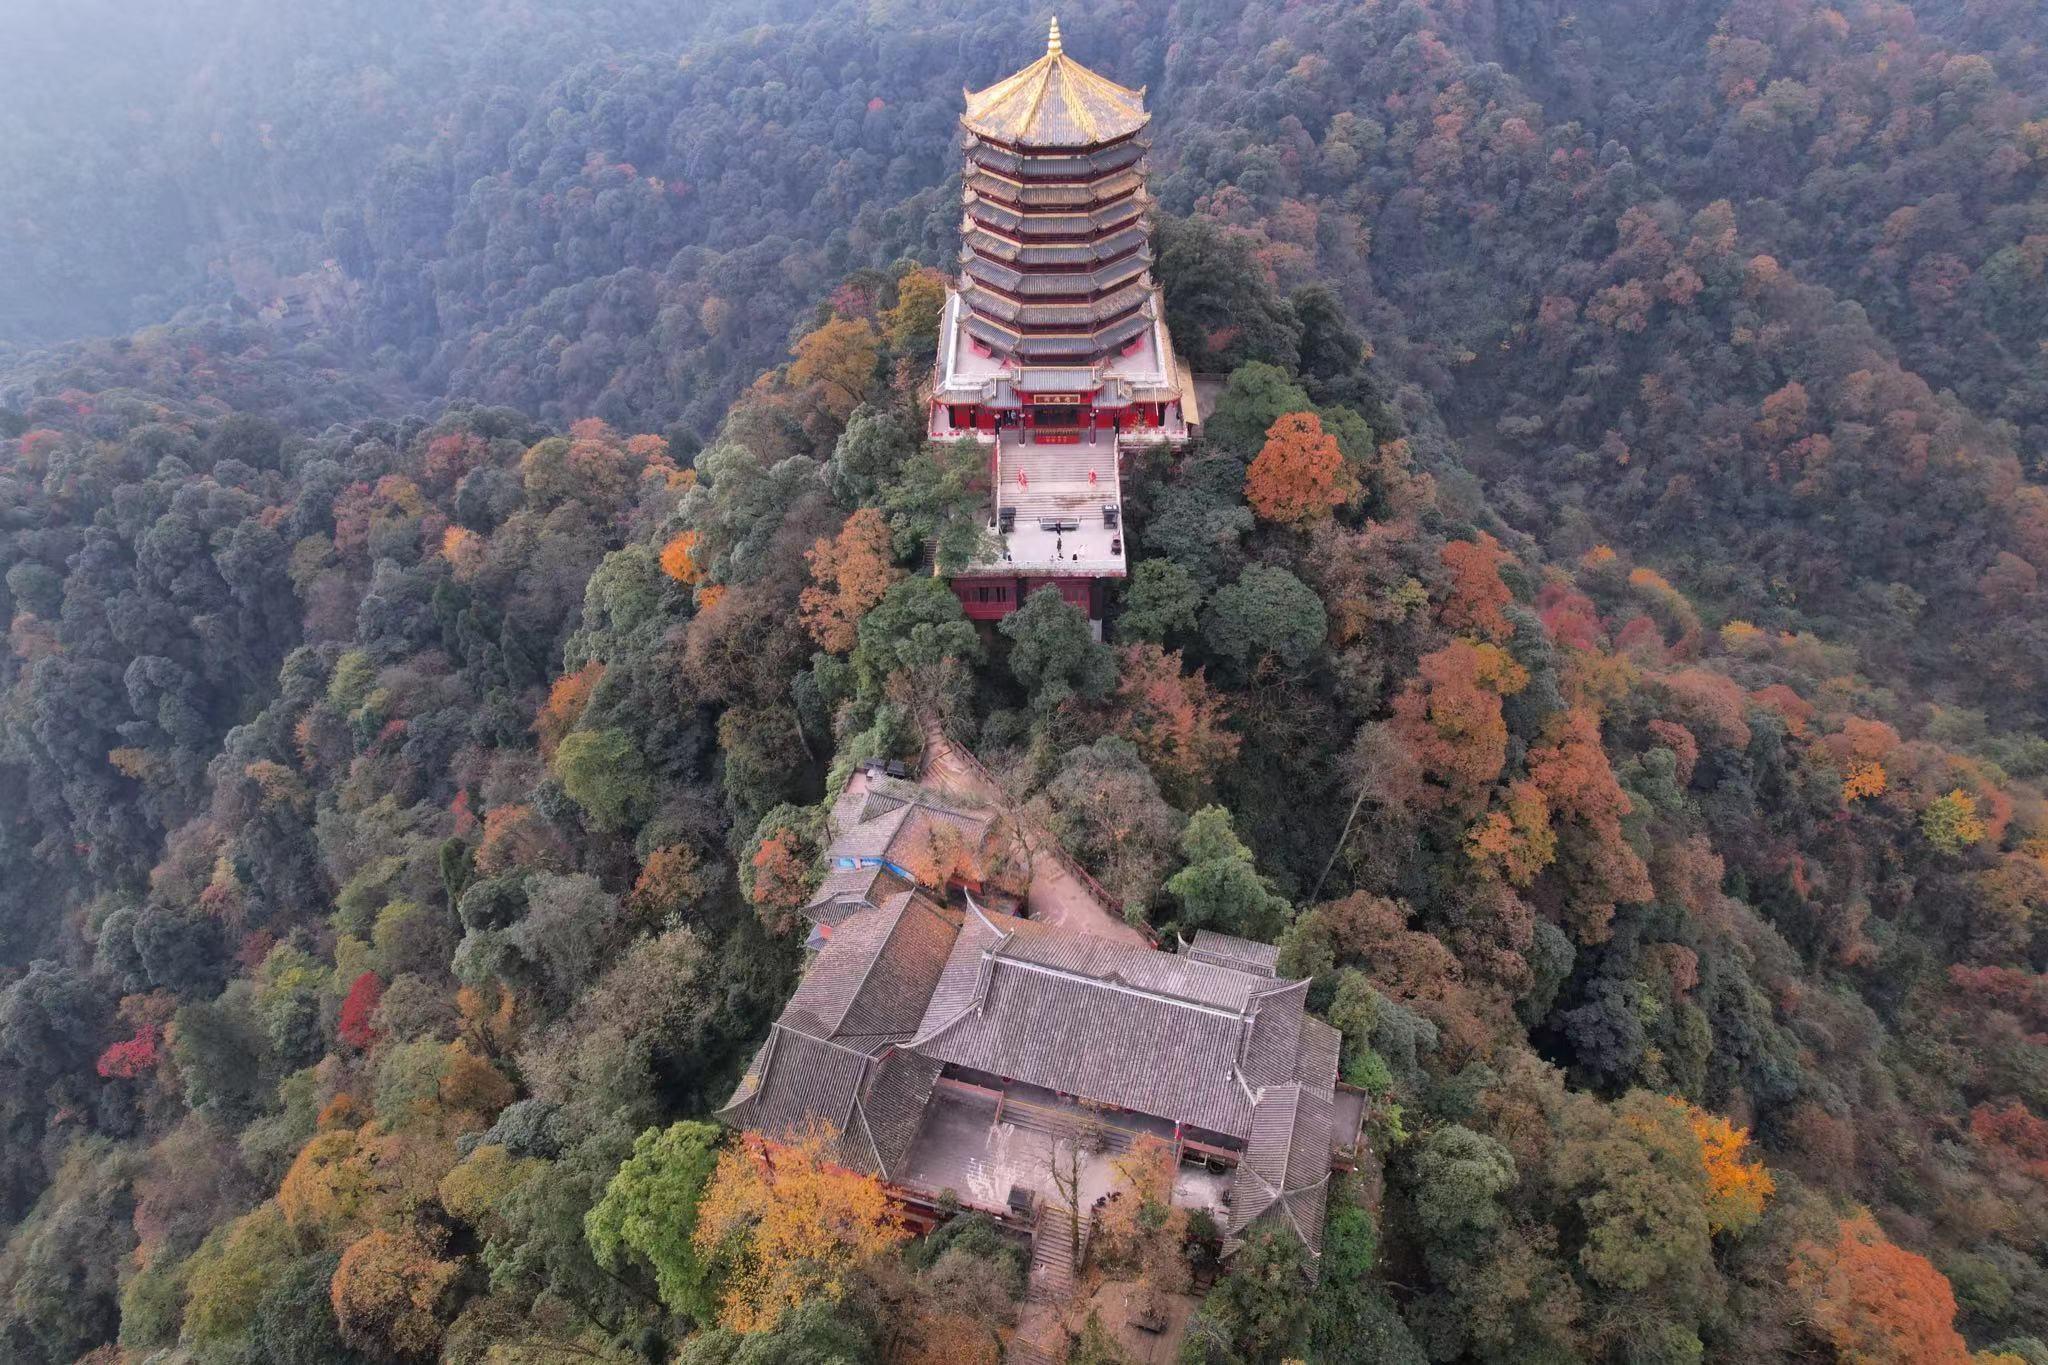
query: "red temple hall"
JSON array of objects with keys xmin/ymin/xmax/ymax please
[{"xmin": 928, "ymin": 19, "xmax": 1196, "ymax": 630}]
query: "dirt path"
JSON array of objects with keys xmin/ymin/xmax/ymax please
[{"xmin": 921, "ymin": 722, "xmax": 1148, "ymax": 948}]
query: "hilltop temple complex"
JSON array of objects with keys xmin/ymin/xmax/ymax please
[
  {"xmin": 720, "ymin": 769, "xmax": 1363, "ymax": 1272},
  {"xmin": 721, "ymin": 26, "xmax": 1353, "ymax": 1301},
  {"xmin": 926, "ymin": 19, "xmax": 1197, "ymax": 629}
]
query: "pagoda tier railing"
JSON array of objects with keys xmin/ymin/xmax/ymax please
[
  {"xmin": 958, "ymin": 315, "xmax": 1152, "ymax": 361},
  {"xmin": 962, "ymin": 138, "xmax": 1146, "ymax": 181},
  {"xmin": 962, "ymin": 257, "xmax": 1152, "ymax": 297},
  {"xmin": 963, "ymin": 279, "xmax": 1152, "ymax": 308},
  {"xmin": 965, "ymin": 170, "xmax": 1146, "ymax": 210},
  {"xmin": 964, "ymin": 198, "xmax": 1147, "ymax": 239},
  {"xmin": 962, "ymin": 223, "xmax": 1150, "ymax": 261}
]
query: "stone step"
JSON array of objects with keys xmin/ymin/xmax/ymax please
[
  {"xmin": 1028, "ymin": 1205, "xmax": 1089, "ymax": 1304},
  {"xmin": 1005, "ymin": 1334, "xmax": 1060, "ymax": 1365},
  {"xmin": 1001, "ymin": 1101, "xmax": 1136, "ymax": 1153}
]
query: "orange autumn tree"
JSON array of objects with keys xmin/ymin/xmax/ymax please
[
  {"xmin": 1828, "ymin": 716, "xmax": 1900, "ymax": 805},
  {"xmin": 746, "ymin": 829, "xmax": 816, "ymax": 932},
  {"xmin": 1246, "ymin": 411, "xmax": 1353, "ymax": 524},
  {"xmin": 1388, "ymin": 639, "xmax": 1530, "ymax": 813},
  {"xmin": 1969, "ymin": 1100, "xmax": 2048, "ymax": 1183},
  {"xmin": 660, "ymin": 529, "xmax": 706, "ymax": 584},
  {"xmin": 789, "ymin": 317, "xmax": 880, "ymax": 420},
  {"xmin": 799, "ymin": 507, "xmax": 902, "ymax": 652},
  {"xmin": 1438, "ymin": 532, "xmax": 1515, "ymax": 641},
  {"xmin": 1670, "ymin": 1099, "xmax": 1774, "ymax": 1234},
  {"xmin": 1787, "ymin": 1211, "xmax": 1972, "ymax": 1365},
  {"xmin": 1466, "ymin": 779, "xmax": 1555, "ymax": 886},
  {"xmin": 894, "ymin": 819, "xmax": 984, "ymax": 892},
  {"xmin": 534, "ymin": 661, "xmax": 603, "ymax": 760},
  {"xmin": 330, "ymin": 1225, "xmax": 462, "ymax": 1357},
  {"xmin": 472, "ymin": 803, "xmax": 571, "ymax": 876},
  {"xmin": 630, "ymin": 843, "xmax": 711, "ymax": 924},
  {"xmin": 1527, "ymin": 707, "xmax": 1652, "ymax": 943},
  {"xmin": 691, "ymin": 1124, "xmax": 906, "ymax": 1332},
  {"xmin": 1109, "ymin": 643, "xmax": 1240, "ymax": 802}
]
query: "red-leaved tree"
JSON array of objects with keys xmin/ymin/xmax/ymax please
[
  {"xmin": 338, "ymin": 972, "xmax": 384, "ymax": 1050},
  {"xmin": 96, "ymin": 1026, "xmax": 161, "ymax": 1080}
]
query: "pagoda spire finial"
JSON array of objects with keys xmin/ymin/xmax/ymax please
[{"xmin": 1046, "ymin": 16, "xmax": 1062, "ymax": 56}]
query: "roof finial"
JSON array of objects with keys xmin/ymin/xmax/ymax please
[{"xmin": 1047, "ymin": 16, "xmax": 1063, "ymax": 56}]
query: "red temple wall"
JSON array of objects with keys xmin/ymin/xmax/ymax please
[{"xmin": 950, "ymin": 575, "xmax": 1105, "ymax": 621}]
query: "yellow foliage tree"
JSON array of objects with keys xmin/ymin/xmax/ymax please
[
  {"xmin": 799, "ymin": 507, "xmax": 903, "ymax": 652},
  {"xmin": 1091, "ymin": 1135, "xmax": 1188, "ymax": 1295},
  {"xmin": 278, "ymin": 1126, "xmax": 382, "ymax": 1242},
  {"xmin": 883, "ymin": 267, "xmax": 950, "ymax": 352},
  {"xmin": 1719, "ymin": 619, "xmax": 1764, "ymax": 653},
  {"xmin": 1923, "ymin": 789, "xmax": 1989, "ymax": 854},
  {"xmin": 331, "ymin": 1225, "xmax": 462, "ymax": 1357},
  {"xmin": 789, "ymin": 318, "xmax": 881, "ymax": 420},
  {"xmin": 660, "ymin": 529, "xmax": 706, "ymax": 584},
  {"xmin": 438, "ymin": 1143, "xmax": 544, "ymax": 1237},
  {"xmin": 181, "ymin": 1205, "xmax": 299, "ymax": 1346},
  {"xmin": 1843, "ymin": 761, "xmax": 1887, "ymax": 803},
  {"xmin": 440, "ymin": 525, "xmax": 486, "ymax": 583},
  {"xmin": 691, "ymin": 1124, "xmax": 906, "ymax": 1332},
  {"xmin": 1672, "ymin": 1099, "xmax": 1774, "ymax": 1235}
]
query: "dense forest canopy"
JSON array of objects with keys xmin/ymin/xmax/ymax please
[{"xmin": 1, "ymin": 0, "xmax": 2046, "ymax": 1362}]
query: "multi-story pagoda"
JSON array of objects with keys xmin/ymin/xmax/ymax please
[{"xmin": 929, "ymin": 19, "xmax": 1196, "ymax": 630}]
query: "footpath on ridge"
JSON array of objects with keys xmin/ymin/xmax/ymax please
[{"xmin": 918, "ymin": 719, "xmax": 1147, "ymax": 948}]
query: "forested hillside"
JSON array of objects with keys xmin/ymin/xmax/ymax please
[{"xmin": 2, "ymin": 1, "xmax": 2046, "ymax": 1362}]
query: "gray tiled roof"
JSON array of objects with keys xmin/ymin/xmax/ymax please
[
  {"xmin": 1184, "ymin": 930, "xmax": 1282, "ymax": 977},
  {"xmin": 782, "ymin": 893, "xmax": 963, "ymax": 1046},
  {"xmin": 1241, "ymin": 978, "xmax": 1310, "ymax": 1089},
  {"xmin": 829, "ymin": 803, "xmax": 919, "ymax": 861},
  {"xmin": 718, "ymin": 892, "xmax": 965, "ymax": 1177},
  {"xmin": 721, "ymin": 1027, "xmax": 870, "ymax": 1139},
  {"xmin": 718, "ymin": 1031, "xmax": 944, "ymax": 1181},
  {"xmin": 724, "ymin": 793, "xmax": 1343, "ymax": 1262},
  {"xmin": 803, "ymin": 863, "xmax": 913, "ymax": 926},
  {"xmin": 1295, "ymin": 1017, "xmax": 1341, "ymax": 1094},
  {"xmin": 1227, "ymin": 1082, "xmax": 1335, "ymax": 1264},
  {"xmin": 858, "ymin": 1050, "xmax": 946, "ymax": 1177},
  {"xmin": 908, "ymin": 907, "xmax": 1310, "ymax": 1139},
  {"xmin": 820, "ymin": 779, "xmax": 997, "ymax": 877}
]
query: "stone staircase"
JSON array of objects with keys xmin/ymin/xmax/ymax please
[
  {"xmin": 1029, "ymin": 1201, "xmax": 1085, "ymax": 1302},
  {"xmin": 1002, "ymin": 1099, "xmax": 1135, "ymax": 1157},
  {"xmin": 997, "ymin": 432, "xmax": 1119, "ymax": 520},
  {"xmin": 1004, "ymin": 1334, "xmax": 1060, "ymax": 1365}
]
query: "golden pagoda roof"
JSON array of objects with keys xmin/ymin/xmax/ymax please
[{"xmin": 962, "ymin": 18, "xmax": 1149, "ymax": 149}]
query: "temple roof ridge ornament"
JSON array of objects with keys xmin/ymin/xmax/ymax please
[{"xmin": 961, "ymin": 17, "xmax": 1149, "ymax": 148}]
